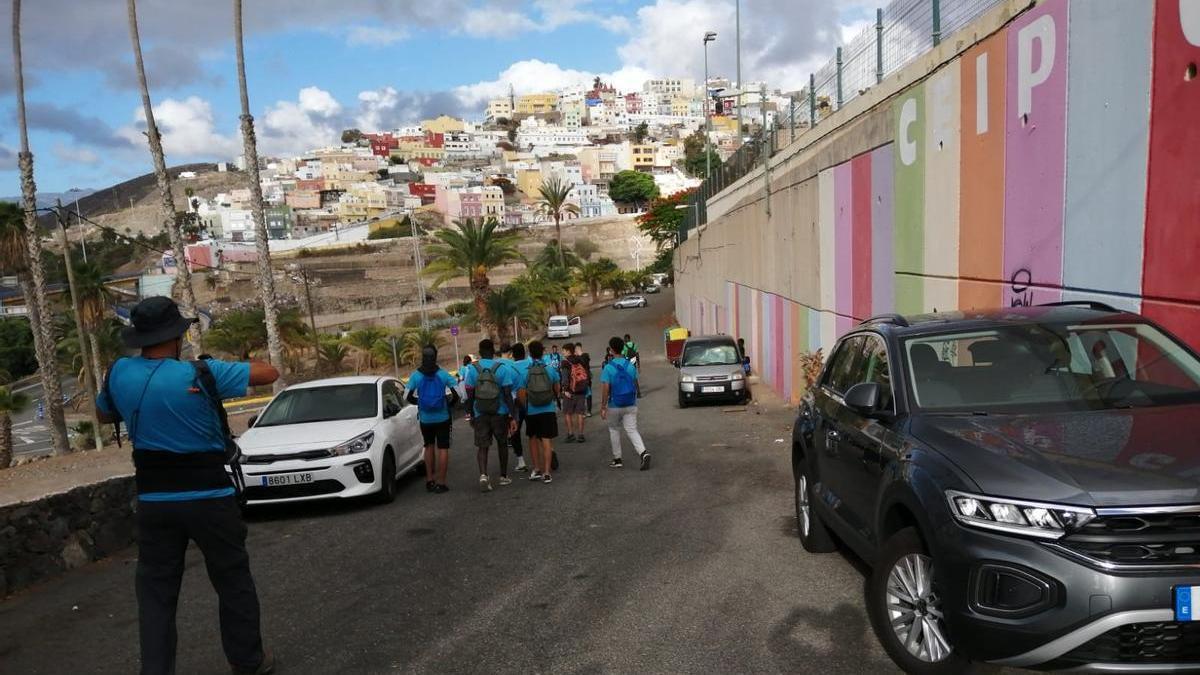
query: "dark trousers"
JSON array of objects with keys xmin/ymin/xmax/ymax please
[
  {"xmin": 510, "ymin": 409, "xmax": 525, "ymax": 457},
  {"xmin": 136, "ymin": 496, "xmax": 263, "ymax": 675}
]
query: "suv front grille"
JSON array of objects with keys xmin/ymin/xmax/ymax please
[
  {"xmin": 695, "ymin": 375, "xmax": 728, "ymax": 382},
  {"xmin": 242, "ymin": 449, "xmax": 332, "ymax": 464},
  {"xmin": 1058, "ymin": 511, "xmax": 1200, "ymax": 567},
  {"xmin": 1056, "ymin": 621, "xmax": 1200, "ymax": 665}
]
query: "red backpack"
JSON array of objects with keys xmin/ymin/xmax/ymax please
[{"xmin": 568, "ymin": 357, "xmax": 590, "ymax": 395}]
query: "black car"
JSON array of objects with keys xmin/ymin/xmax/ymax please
[{"xmin": 791, "ymin": 302, "xmax": 1200, "ymax": 673}]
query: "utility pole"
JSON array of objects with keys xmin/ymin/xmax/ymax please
[
  {"xmin": 761, "ymin": 83, "xmax": 771, "ymax": 219},
  {"xmin": 736, "ymin": 0, "xmax": 742, "ymax": 144},
  {"xmin": 389, "ymin": 336, "xmax": 399, "ymax": 379},
  {"xmin": 74, "ymin": 198, "xmax": 87, "ymax": 263},
  {"xmin": 300, "ymin": 267, "xmax": 321, "ymax": 371},
  {"xmin": 56, "ymin": 200, "xmax": 102, "ymax": 452},
  {"xmin": 703, "ymin": 31, "xmax": 718, "ymax": 179}
]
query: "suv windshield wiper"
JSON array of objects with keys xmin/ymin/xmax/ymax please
[{"xmin": 924, "ymin": 410, "xmax": 990, "ymax": 417}]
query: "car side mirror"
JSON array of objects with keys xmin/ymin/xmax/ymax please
[
  {"xmin": 844, "ymin": 382, "xmax": 884, "ymax": 418},
  {"xmin": 672, "ymin": 359, "xmax": 680, "ymax": 368},
  {"xmin": 383, "ymin": 403, "xmax": 401, "ymax": 418},
  {"xmin": 247, "ymin": 414, "xmax": 258, "ymax": 428}
]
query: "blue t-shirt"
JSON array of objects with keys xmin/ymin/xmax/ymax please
[
  {"xmin": 600, "ymin": 357, "xmax": 639, "ymax": 407},
  {"xmin": 518, "ymin": 356, "xmax": 561, "ymax": 416},
  {"xmin": 404, "ymin": 369, "xmax": 458, "ymax": 424},
  {"xmin": 96, "ymin": 357, "xmax": 250, "ymax": 502},
  {"xmin": 463, "ymin": 358, "xmax": 518, "ymax": 416}
]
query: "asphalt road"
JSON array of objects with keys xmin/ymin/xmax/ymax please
[
  {"xmin": 0, "ymin": 289, "xmax": 906, "ymax": 674},
  {"xmin": 10, "ymin": 376, "xmax": 78, "ymax": 458}
]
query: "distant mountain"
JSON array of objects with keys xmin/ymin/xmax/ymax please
[{"xmin": 0, "ymin": 188, "xmax": 97, "ymax": 209}]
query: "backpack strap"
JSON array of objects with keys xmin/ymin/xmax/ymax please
[{"xmin": 192, "ymin": 359, "xmax": 246, "ymax": 502}]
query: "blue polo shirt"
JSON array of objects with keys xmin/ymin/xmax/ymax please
[
  {"xmin": 404, "ymin": 369, "xmax": 458, "ymax": 424},
  {"xmin": 517, "ymin": 356, "xmax": 561, "ymax": 416},
  {"xmin": 462, "ymin": 358, "xmax": 518, "ymax": 416},
  {"xmin": 96, "ymin": 357, "xmax": 249, "ymax": 502}
]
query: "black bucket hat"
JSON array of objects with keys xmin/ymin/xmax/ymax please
[{"xmin": 121, "ymin": 296, "xmax": 198, "ymax": 348}]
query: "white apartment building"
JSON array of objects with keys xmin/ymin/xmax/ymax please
[
  {"xmin": 516, "ymin": 119, "xmax": 589, "ymax": 148},
  {"xmin": 644, "ymin": 78, "xmax": 695, "ymax": 96}
]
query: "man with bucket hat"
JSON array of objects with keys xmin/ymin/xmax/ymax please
[{"xmin": 96, "ymin": 296, "xmax": 279, "ymax": 675}]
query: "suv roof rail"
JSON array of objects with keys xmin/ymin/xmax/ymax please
[
  {"xmin": 1037, "ymin": 300, "xmax": 1120, "ymax": 313},
  {"xmin": 860, "ymin": 313, "xmax": 910, "ymax": 328}
]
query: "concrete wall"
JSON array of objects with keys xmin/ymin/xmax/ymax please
[{"xmin": 676, "ymin": 0, "xmax": 1200, "ymax": 403}]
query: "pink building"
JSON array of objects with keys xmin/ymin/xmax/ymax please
[{"xmin": 625, "ymin": 92, "xmax": 643, "ymax": 115}]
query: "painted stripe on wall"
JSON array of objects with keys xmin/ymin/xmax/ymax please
[
  {"xmin": 851, "ymin": 152, "xmax": 873, "ymax": 322},
  {"xmin": 1003, "ymin": 0, "xmax": 1069, "ymax": 306},
  {"xmin": 959, "ymin": 30, "xmax": 1007, "ymax": 310},
  {"xmin": 924, "ymin": 59, "xmax": 962, "ymax": 306},
  {"xmin": 1063, "ymin": 0, "xmax": 1151, "ymax": 300},
  {"xmin": 834, "ymin": 161, "xmax": 855, "ymax": 327},
  {"xmin": 774, "ymin": 294, "xmax": 785, "ymax": 391},
  {"xmin": 893, "ymin": 84, "xmax": 925, "ymax": 314},
  {"xmin": 871, "ymin": 143, "xmax": 895, "ymax": 315},
  {"xmin": 818, "ymin": 169, "xmax": 837, "ymax": 322}
]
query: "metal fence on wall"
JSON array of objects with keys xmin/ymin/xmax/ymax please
[{"xmin": 679, "ymin": 0, "xmax": 1005, "ymax": 243}]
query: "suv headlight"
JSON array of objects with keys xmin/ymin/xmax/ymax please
[
  {"xmin": 330, "ymin": 431, "xmax": 375, "ymax": 456},
  {"xmin": 946, "ymin": 490, "xmax": 1095, "ymax": 540},
  {"xmin": 680, "ymin": 374, "xmax": 696, "ymax": 383},
  {"xmin": 730, "ymin": 372, "xmax": 745, "ymax": 381}
]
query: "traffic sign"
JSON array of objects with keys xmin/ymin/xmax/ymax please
[{"xmin": 450, "ymin": 325, "xmax": 459, "ymax": 336}]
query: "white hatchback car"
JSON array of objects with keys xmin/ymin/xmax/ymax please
[{"xmin": 236, "ymin": 376, "xmax": 424, "ymax": 505}]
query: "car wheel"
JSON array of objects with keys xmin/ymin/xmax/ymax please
[
  {"xmin": 373, "ymin": 449, "xmax": 397, "ymax": 504},
  {"xmin": 793, "ymin": 451, "xmax": 836, "ymax": 553},
  {"xmin": 867, "ymin": 528, "xmax": 976, "ymax": 674},
  {"xmin": 678, "ymin": 392, "xmax": 688, "ymax": 408}
]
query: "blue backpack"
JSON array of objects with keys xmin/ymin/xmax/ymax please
[
  {"xmin": 417, "ymin": 371, "xmax": 447, "ymax": 413},
  {"xmin": 609, "ymin": 360, "xmax": 637, "ymax": 407}
]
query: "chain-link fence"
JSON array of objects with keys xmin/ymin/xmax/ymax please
[{"xmin": 680, "ymin": 0, "xmax": 1005, "ymax": 241}]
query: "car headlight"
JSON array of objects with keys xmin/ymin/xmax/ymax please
[
  {"xmin": 946, "ymin": 490, "xmax": 1094, "ymax": 540},
  {"xmin": 680, "ymin": 374, "xmax": 696, "ymax": 383},
  {"xmin": 730, "ymin": 372, "xmax": 745, "ymax": 381},
  {"xmin": 330, "ymin": 431, "xmax": 375, "ymax": 456}
]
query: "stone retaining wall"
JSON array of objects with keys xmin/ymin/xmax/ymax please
[{"xmin": 0, "ymin": 476, "xmax": 136, "ymax": 598}]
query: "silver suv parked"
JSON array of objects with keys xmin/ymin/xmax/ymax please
[{"xmin": 675, "ymin": 335, "xmax": 747, "ymax": 407}]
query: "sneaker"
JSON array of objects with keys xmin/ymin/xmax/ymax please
[
  {"xmin": 232, "ymin": 648, "xmax": 275, "ymax": 675},
  {"xmin": 479, "ymin": 474, "xmax": 492, "ymax": 492},
  {"xmin": 609, "ymin": 458, "xmax": 623, "ymax": 468},
  {"xmin": 543, "ymin": 474, "xmax": 553, "ymax": 483},
  {"xmin": 425, "ymin": 480, "xmax": 436, "ymax": 492},
  {"xmin": 529, "ymin": 470, "xmax": 543, "ymax": 481},
  {"xmin": 576, "ymin": 434, "xmax": 586, "ymax": 443},
  {"xmin": 434, "ymin": 484, "xmax": 450, "ymax": 493},
  {"xmin": 640, "ymin": 453, "xmax": 652, "ymax": 471},
  {"xmin": 497, "ymin": 475, "xmax": 513, "ymax": 486},
  {"xmin": 516, "ymin": 457, "xmax": 528, "ymax": 472},
  {"xmin": 565, "ymin": 434, "xmax": 576, "ymax": 443}
]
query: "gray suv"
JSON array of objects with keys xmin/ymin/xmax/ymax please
[{"xmin": 675, "ymin": 335, "xmax": 747, "ymax": 407}]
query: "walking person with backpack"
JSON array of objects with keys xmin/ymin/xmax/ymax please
[
  {"xmin": 575, "ymin": 342, "xmax": 594, "ymax": 417},
  {"xmin": 94, "ymin": 297, "xmax": 279, "ymax": 675},
  {"xmin": 404, "ymin": 345, "xmax": 459, "ymax": 494},
  {"xmin": 600, "ymin": 336, "xmax": 651, "ymax": 471},
  {"xmin": 463, "ymin": 339, "xmax": 519, "ymax": 492},
  {"xmin": 620, "ymin": 334, "xmax": 643, "ymax": 399},
  {"xmin": 517, "ymin": 340, "xmax": 561, "ymax": 483},
  {"xmin": 507, "ymin": 342, "xmax": 531, "ymax": 473},
  {"xmin": 561, "ymin": 343, "xmax": 589, "ymax": 443}
]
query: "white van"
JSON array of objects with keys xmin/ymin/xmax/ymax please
[{"xmin": 547, "ymin": 315, "xmax": 582, "ymax": 339}]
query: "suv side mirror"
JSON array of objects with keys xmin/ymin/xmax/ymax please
[
  {"xmin": 671, "ymin": 359, "xmax": 680, "ymax": 368},
  {"xmin": 383, "ymin": 402, "xmax": 401, "ymax": 418},
  {"xmin": 844, "ymin": 382, "xmax": 884, "ymax": 417},
  {"xmin": 247, "ymin": 414, "xmax": 258, "ymax": 428}
]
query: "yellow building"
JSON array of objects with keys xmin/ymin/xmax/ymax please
[
  {"xmin": 670, "ymin": 97, "xmax": 693, "ymax": 117},
  {"xmin": 516, "ymin": 169, "xmax": 543, "ymax": 199},
  {"xmin": 515, "ymin": 92, "xmax": 558, "ymax": 115},
  {"xmin": 711, "ymin": 116, "xmax": 739, "ymax": 133},
  {"xmin": 323, "ymin": 166, "xmax": 380, "ymax": 191},
  {"xmin": 421, "ymin": 115, "xmax": 466, "ymax": 134},
  {"xmin": 487, "ymin": 98, "xmax": 513, "ymax": 121},
  {"xmin": 631, "ymin": 144, "xmax": 656, "ymax": 171}
]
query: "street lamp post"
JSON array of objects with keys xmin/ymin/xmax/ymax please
[
  {"xmin": 703, "ymin": 31, "xmax": 718, "ymax": 179},
  {"xmin": 736, "ymin": 0, "xmax": 742, "ymax": 143}
]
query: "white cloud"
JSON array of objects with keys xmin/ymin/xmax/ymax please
[
  {"xmin": 117, "ymin": 96, "xmax": 240, "ymax": 159},
  {"xmin": 260, "ymin": 89, "xmax": 343, "ymax": 156},
  {"xmin": 355, "ymin": 87, "xmax": 402, "ymax": 131},
  {"xmin": 53, "ymin": 143, "xmax": 101, "ymax": 165},
  {"xmin": 453, "ymin": 60, "xmax": 656, "ymax": 108},
  {"xmin": 461, "ymin": 1, "xmax": 629, "ymax": 39},
  {"xmin": 345, "ymin": 25, "xmax": 410, "ymax": 47},
  {"xmin": 297, "ymin": 86, "xmax": 343, "ymax": 118},
  {"xmin": 461, "ymin": 8, "xmax": 539, "ymax": 38}
]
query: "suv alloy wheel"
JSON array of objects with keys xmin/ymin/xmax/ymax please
[
  {"xmin": 868, "ymin": 528, "xmax": 976, "ymax": 674},
  {"xmin": 793, "ymin": 451, "xmax": 835, "ymax": 553}
]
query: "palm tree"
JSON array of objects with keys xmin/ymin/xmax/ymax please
[
  {"xmin": 533, "ymin": 241, "xmax": 581, "ymax": 271},
  {"xmin": 423, "ymin": 219, "xmax": 523, "ymax": 337},
  {"xmin": 343, "ymin": 328, "xmax": 387, "ymax": 373},
  {"xmin": 316, "ymin": 338, "xmax": 349, "ymax": 374},
  {"xmin": 0, "ymin": 385, "xmax": 30, "ymax": 468},
  {"xmin": 126, "ymin": 0, "xmax": 198, "ymax": 344},
  {"xmin": 10, "ymin": 4, "xmax": 69, "ymax": 456},
  {"xmin": 73, "ymin": 261, "xmax": 114, "ymax": 390},
  {"xmin": 58, "ymin": 315, "xmax": 121, "ymax": 392},
  {"xmin": 233, "ymin": 0, "xmax": 285, "ymax": 390},
  {"xmin": 204, "ymin": 308, "xmax": 268, "ymax": 360},
  {"xmin": 536, "ymin": 177, "xmax": 580, "ymax": 267},
  {"xmin": 400, "ymin": 326, "xmax": 445, "ymax": 366},
  {"xmin": 576, "ymin": 259, "xmax": 617, "ymax": 304},
  {"xmin": 483, "ymin": 286, "xmax": 540, "ymax": 344}
]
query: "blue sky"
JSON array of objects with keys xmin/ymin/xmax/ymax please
[{"xmin": 1, "ymin": 0, "xmax": 865, "ymax": 194}]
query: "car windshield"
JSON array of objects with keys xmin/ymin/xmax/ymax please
[
  {"xmin": 549, "ymin": 318, "xmax": 567, "ymax": 326},
  {"xmin": 904, "ymin": 321, "xmax": 1200, "ymax": 413},
  {"xmin": 255, "ymin": 384, "xmax": 378, "ymax": 426},
  {"xmin": 682, "ymin": 342, "xmax": 741, "ymax": 367}
]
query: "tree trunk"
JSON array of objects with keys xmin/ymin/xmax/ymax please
[
  {"xmin": 234, "ymin": 0, "xmax": 285, "ymax": 391},
  {"xmin": 1, "ymin": 412, "xmax": 12, "ymax": 469},
  {"xmin": 12, "ymin": 0, "xmax": 69, "ymax": 456},
  {"xmin": 554, "ymin": 213, "xmax": 564, "ymax": 268},
  {"xmin": 471, "ymin": 272, "xmax": 492, "ymax": 339},
  {"xmin": 127, "ymin": 0, "xmax": 199, "ymax": 346},
  {"xmin": 88, "ymin": 333, "xmax": 105, "ymax": 408},
  {"xmin": 58, "ymin": 205, "xmax": 103, "ymax": 452}
]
